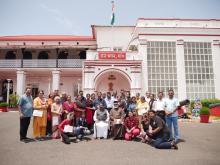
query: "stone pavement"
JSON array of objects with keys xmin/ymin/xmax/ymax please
[{"xmin": 0, "ymin": 112, "xmax": 220, "ymax": 165}]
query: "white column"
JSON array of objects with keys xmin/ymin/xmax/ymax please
[
  {"xmin": 52, "ymin": 69, "xmax": 61, "ymax": 92},
  {"xmin": 176, "ymin": 40, "xmax": 187, "ymax": 100},
  {"xmin": 138, "ymin": 39, "xmax": 148, "ymax": 95},
  {"xmin": 16, "ymin": 69, "xmax": 26, "ymax": 97},
  {"xmin": 212, "ymin": 40, "xmax": 220, "ymax": 99},
  {"xmin": 130, "ymin": 66, "xmax": 142, "ymax": 96},
  {"xmin": 83, "ymin": 63, "xmax": 95, "ymax": 94}
]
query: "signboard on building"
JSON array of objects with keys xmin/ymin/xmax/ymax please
[{"xmin": 98, "ymin": 51, "xmax": 126, "ymax": 60}]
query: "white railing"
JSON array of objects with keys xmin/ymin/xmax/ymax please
[
  {"xmin": 0, "ymin": 59, "xmax": 83, "ymax": 68},
  {"xmin": 58, "ymin": 59, "xmax": 83, "ymax": 68},
  {"xmin": 0, "ymin": 60, "xmax": 21, "ymax": 68},
  {"xmin": 23, "ymin": 59, "xmax": 56, "ymax": 68}
]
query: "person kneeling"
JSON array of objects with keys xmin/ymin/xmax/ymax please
[
  {"xmin": 147, "ymin": 110, "xmax": 178, "ymax": 149},
  {"xmin": 58, "ymin": 113, "xmax": 82, "ymax": 144}
]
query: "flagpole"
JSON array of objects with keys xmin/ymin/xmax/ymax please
[{"xmin": 111, "ymin": 1, "xmax": 115, "ymax": 51}]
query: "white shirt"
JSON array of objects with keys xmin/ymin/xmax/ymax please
[
  {"xmin": 105, "ymin": 97, "xmax": 114, "ymax": 109},
  {"xmin": 156, "ymin": 98, "xmax": 166, "ymax": 111},
  {"xmin": 164, "ymin": 97, "xmax": 179, "ymax": 117}
]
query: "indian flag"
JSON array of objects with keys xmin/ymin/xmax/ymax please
[{"xmin": 111, "ymin": 1, "xmax": 115, "ymax": 25}]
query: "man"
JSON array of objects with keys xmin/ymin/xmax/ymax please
[
  {"xmin": 145, "ymin": 91, "xmax": 151, "ymax": 104},
  {"xmin": 147, "ymin": 110, "xmax": 178, "ymax": 149},
  {"xmin": 105, "ymin": 92, "xmax": 114, "ymax": 112},
  {"xmin": 165, "ymin": 89, "xmax": 180, "ymax": 143},
  {"xmin": 18, "ymin": 87, "xmax": 33, "ymax": 143},
  {"xmin": 93, "ymin": 103, "xmax": 109, "ymax": 139},
  {"xmin": 110, "ymin": 101, "xmax": 125, "ymax": 140},
  {"xmin": 156, "ymin": 91, "xmax": 166, "ymax": 122},
  {"xmin": 94, "ymin": 92, "xmax": 107, "ymax": 110}
]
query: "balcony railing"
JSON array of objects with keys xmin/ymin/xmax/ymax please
[{"xmin": 0, "ymin": 59, "xmax": 83, "ymax": 68}]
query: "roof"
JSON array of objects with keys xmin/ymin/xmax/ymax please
[
  {"xmin": 0, "ymin": 35, "xmax": 95, "ymax": 41},
  {"xmin": 138, "ymin": 18, "xmax": 220, "ymax": 21}
]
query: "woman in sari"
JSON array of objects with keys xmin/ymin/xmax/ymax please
[
  {"xmin": 62, "ymin": 95, "xmax": 75, "ymax": 120},
  {"xmin": 33, "ymin": 90, "xmax": 48, "ymax": 140},
  {"xmin": 51, "ymin": 96, "xmax": 63, "ymax": 139}
]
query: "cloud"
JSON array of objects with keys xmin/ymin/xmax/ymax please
[{"xmin": 40, "ymin": 3, "xmax": 80, "ymax": 33}]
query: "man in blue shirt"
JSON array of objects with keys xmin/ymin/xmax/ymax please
[
  {"xmin": 165, "ymin": 89, "xmax": 180, "ymax": 143},
  {"xmin": 18, "ymin": 87, "xmax": 33, "ymax": 142}
]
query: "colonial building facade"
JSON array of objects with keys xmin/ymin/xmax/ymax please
[{"xmin": 0, "ymin": 18, "xmax": 220, "ymax": 101}]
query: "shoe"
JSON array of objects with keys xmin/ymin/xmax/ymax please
[
  {"xmin": 20, "ymin": 139, "xmax": 28, "ymax": 143},
  {"xmin": 76, "ymin": 139, "xmax": 80, "ymax": 143},
  {"xmin": 171, "ymin": 141, "xmax": 178, "ymax": 150}
]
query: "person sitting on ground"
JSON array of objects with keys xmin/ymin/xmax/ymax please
[
  {"xmin": 110, "ymin": 101, "xmax": 125, "ymax": 140},
  {"xmin": 146, "ymin": 110, "xmax": 178, "ymax": 149},
  {"xmin": 59, "ymin": 112, "xmax": 82, "ymax": 144},
  {"xmin": 93, "ymin": 102, "xmax": 109, "ymax": 139},
  {"xmin": 75, "ymin": 112, "xmax": 90, "ymax": 138},
  {"xmin": 140, "ymin": 113, "xmax": 150, "ymax": 143},
  {"xmin": 124, "ymin": 111, "xmax": 140, "ymax": 141}
]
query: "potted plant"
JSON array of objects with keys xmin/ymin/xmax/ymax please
[
  {"xmin": 200, "ymin": 106, "xmax": 210, "ymax": 123},
  {"xmin": 0, "ymin": 102, "xmax": 9, "ymax": 112}
]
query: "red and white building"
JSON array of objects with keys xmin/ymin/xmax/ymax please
[{"xmin": 0, "ymin": 18, "xmax": 220, "ymax": 100}]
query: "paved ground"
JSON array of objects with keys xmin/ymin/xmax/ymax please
[{"xmin": 0, "ymin": 112, "xmax": 220, "ymax": 165}]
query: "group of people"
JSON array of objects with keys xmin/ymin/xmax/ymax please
[{"xmin": 18, "ymin": 87, "xmax": 180, "ymax": 149}]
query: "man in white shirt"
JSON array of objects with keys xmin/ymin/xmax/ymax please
[
  {"xmin": 105, "ymin": 92, "xmax": 114, "ymax": 112},
  {"xmin": 164, "ymin": 89, "xmax": 180, "ymax": 143},
  {"xmin": 156, "ymin": 91, "xmax": 166, "ymax": 122}
]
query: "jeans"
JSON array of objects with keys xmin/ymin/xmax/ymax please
[
  {"xmin": 154, "ymin": 137, "xmax": 172, "ymax": 149},
  {"xmin": 166, "ymin": 116, "xmax": 179, "ymax": 141},
  {"xmin": 20, "ymin": 117, "xmax": 31, "ymax": 140}
]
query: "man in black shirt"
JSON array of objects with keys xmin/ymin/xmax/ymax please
[{"xmin": 147, "ymin": 110, "xmax": 178, "ymax": 149}]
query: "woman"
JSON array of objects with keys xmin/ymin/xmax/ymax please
[
  {"xmin": 33, "ymin": 90, "xmax": 48, "ymax": 140},
  {"xmin": 137, "ymin": 96, "xmax": 149, "ymax": 126},
  {"xmin": 62, "ymin": 95, "xmax": 74, "ymax": 120},
  {"xmin": 51, "ymin": 96, "xmax": 63, "ymax": 139},
  {"xmin": 124, "ymin": 111, "xmax": 140, "ymax": 141},
  {"xmin": 46, "ymin": 92, "xmax": 54, "ymax": 136},
  {"xmin": 85, "ymin": 93, "xmax": 95, "ymax": 130},
  {"xmin": 127, "ymin": 96, "xmax": 137, "ymax": 113}
]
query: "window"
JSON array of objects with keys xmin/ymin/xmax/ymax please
[
  {"xmin": 147, "ymin": 41, "xmax": 178, "ymax": 96},
  {"xmin": 184, "ymin": 42, "xmax": 215, "ymax": 99}
]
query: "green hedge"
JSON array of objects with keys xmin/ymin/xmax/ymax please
[
  {"xmin": 0, "ymin": 102, "xmax": 8, "ymax": 107},
  {"xmin": 201, "ymin": 99, "xmax": 220, "ymax": 108}
]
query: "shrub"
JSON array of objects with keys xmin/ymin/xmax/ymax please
[
  {"xmin": 199, "ymin": 106, "xmax": 210, "ymax": 115},
  {"xmin": 0, "ymin": 102, "xmax": 9, "ymax": 107},
  {"xmin": 201, "ymin": 99, "xmax": 220, "ymax": 108}
]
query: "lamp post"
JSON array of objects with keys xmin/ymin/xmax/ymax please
[{"xmin": 6, "ymin": 79, "xmax": 11, "ymax": 105}]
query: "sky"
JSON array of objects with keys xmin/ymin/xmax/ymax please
[{"xmin": 0, "ymin": 0, "xmax": 220, "ymax": 36}]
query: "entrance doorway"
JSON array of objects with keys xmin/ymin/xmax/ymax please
[{"xmin": 94, "ymin": 69, "xmax": 131, "ymax": 93}]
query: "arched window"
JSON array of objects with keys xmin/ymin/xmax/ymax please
[
  {"xmin": 5, "ymin": 51, "xmax": 16, "ymax": 59},
  {"xmin": 38, "ymin": 51, "xmax": 49, "ymax": 59},
  {"xmin": 23, "ymin": 51, "xmax": 32, "ymax": 59},
  {"xmin": 58, "ymin": 51, "xmax": 68, "ymax": 59},
  {"xmin": 78, "ymin": 50, "xmax": 86, "ymax": 59}
]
